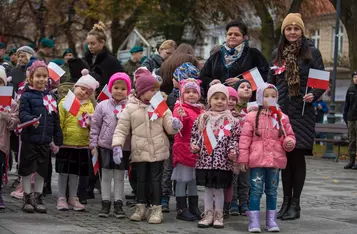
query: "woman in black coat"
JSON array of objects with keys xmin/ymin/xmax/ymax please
[
  {"xmin": 268, "ymin": 13, "xmax": 326, "ymax": 221},
  {"xmin": 85, "ymin": 22, "xmax": 124, "ymax": 92},
  {"xmin": 199, "ymin": 20, "xmax": 269, "ymax": 95}
]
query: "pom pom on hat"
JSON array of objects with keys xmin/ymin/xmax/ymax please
[
  {"xmin": 81, "ymin": 69, "xmax": 89, "ymax": 76},
  {"xmin": 75, "ymin": 74, "xmax": 100, "ymax": 93},
  {"xmin": 108, "ymin": 72, "xmax": 131, "ymax": 95}
]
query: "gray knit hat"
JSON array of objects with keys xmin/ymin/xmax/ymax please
[{"xmin": 17, "ymin": 46, "xmax": 36, "ymax": 56}]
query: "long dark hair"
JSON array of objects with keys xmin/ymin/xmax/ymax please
[
  {"xmin": 255, "ymin": 106, "xmax": 284, "ymax": 137},
  {"xmin": 274, "ymin": 35, "xmax": 312, "ymax": 66}
]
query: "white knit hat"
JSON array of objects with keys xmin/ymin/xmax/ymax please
[
  {"xmin": 0, "ymin": 65, "xmax": 7, "ymax": 86},
  {"xmin": 75, "ymin": 74, "xmax": 99, "ymax": 93}
]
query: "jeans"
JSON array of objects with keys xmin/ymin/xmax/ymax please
[{"xmin": 249, "ymin": 168, "xmax": 279, "ymax": 211}]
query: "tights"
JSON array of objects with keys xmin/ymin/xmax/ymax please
[
  {"xmin": 22, "ymin": 172, "xmax": 44, "ymax": 194},
  {"xmin": 204, "ymin": 187, "xmax": 224, "ymax": 212},
  {"xmin": 101, "ymin": 169, "xmax": 125, "ymax": 201},
  {"xmin": 175, "ymin": 179, "xmax": 197, "ymax": 197},
  {"xmin": 58, "ymin": 173, "xmax": 79, "ymax": 198}
]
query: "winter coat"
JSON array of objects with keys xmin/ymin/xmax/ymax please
[
  {"xmin": 190, "ymin": 116, "xmax": 240, "ymax": 171},
  {"xmin": 343, "ymin": 84, "xmax": 357, "ymax": 122},
  {"xmin": 238, "ymin": 110, "xmax": 296, "ymax": 169},
  {"xmin": 59, "ymin": 98, "xmax": 94, "ymax": 147},
  {"xmin": 112, "ymin": 96, "xmax": 178, "ymax": 163},
  {"xmin": 10, "ymin": 65, "xmax": 26, "ymax": 93},
  {"xmin": 84, "ymin": 47, "xmax": 124, "ymax": 91},
  {"xmin": 19, "ymin": 87, "xmax": 63, "ymax": 146},
  {"xmin": 172, "ymin": 102, "xmax": 203, "ymax": 168},
  {"xmin": 0, "ymin": 100, "xmax": 19, "ymax": 155},
  {"xmin": 141, "ymin": 54, "xmax": 164, "ymax": 72},
  {"xmin": 267, "ymin": 42, "xmax": 325, "ymax": 151},
  {"xmin": 199, "ymin": 46, "xmax": 269, "ymax": 95},
  {"xmin": 90, "ymin": 98, "xmax": 130, "ymax": 151},
  {"xmin": 123, "ymin": 59, "xmax": 141, "ymax": 85}
]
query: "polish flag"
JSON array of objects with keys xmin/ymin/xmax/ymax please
[
  {"xmin": 62, "ymin": 90, "xmax": 80, "ymax": 116},
  {"xmin": 150, "ymin": 92, "xmax": 168, "ymax": 118},
  {"xmin": 97, "ymin": 84, "xmax": 111, "ymax": 101},
  {"xmin": 267, "ymin": 98, "xmax": 282, "ymax": 119},
  {"xmin": 92, "ymin": 152, "xmax": 99, "ymax": 176},
  {"xmin": 48, "ymin": 62, "xmax": 65, "ymax": 82},
  {"xmin": 148, "ymin": 105, "xmax": 159, "ymax": 121},
  {"xmin": 15, "ymin": 114, "xmax": 42, "ymax": 135},
  {"xmin": 0, "ymin": 86, "xmax": 13, "ymax": 111},
  {"xmin": 242, "ymin": 67, "xmax": 264, "ymax": 91},
  {"xmin": 203, "ymin": 124, "xmax": 218, "ymax": 155},
  {"xmin": 307, "ymin": 69, "xmax": 330, "ymax": 90}
]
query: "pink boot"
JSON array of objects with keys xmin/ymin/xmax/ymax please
[
  {"xmin": 68, "ymin": 197, "xmax": 85, "ymax": 211},
  {"xmin": 11, "ymin": 182, "xmax": 24, "ymax": 199}
]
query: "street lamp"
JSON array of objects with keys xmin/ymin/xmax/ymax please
[
  {"xmin": 323, "ymin": 0, "xmax": 341, "ymax": 159},
  {"xmin": 37, "ymin": 0, "xmax": 47, "ymax": 39},
  {"xmin": 67, "ymin": 5, "xmax": 76, "ymax": 25}
]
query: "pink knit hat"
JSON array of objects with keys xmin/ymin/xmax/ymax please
[
  {"xmin": 108, "ymin": 72, "xmax": 131, "ymax": 95},
  {"xmin": 179, "ymin": 78, "xmax": 201, "ymax": 97},
  {"xmin": 207, "ymin": 83, "xmax": 229, "ymax": 103},
  {"xmin": 227, "ymin": 87, "xmax": 238, "ymax": 101},
  {"xmin": 28, "ymin": 61, "xmax": 48, "ymax": 77},
  {"xmin": 134, "ymin": 67, "xmax": 160, "ymax": 97},
  {"xmin": 75, "ymin": 74, "xmax": 99, "ymax": 93}
]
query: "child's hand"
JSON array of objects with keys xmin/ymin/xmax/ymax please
[
  {"xmin": 285, "ymin": 140, "xmax": 294, "ymax": 151},
  {"xmin": 33, "ymin": 119, "xmax": 40, "ymax": 128},
  {"xmin": 113, "ymin": 146, "xmax": 123, "ymax": 165},
  {"xmin": 238, "ymin": 164, "xmax": 248, "ymax": 172},
  {"xmin": 191, "ymin": 144, "xmax": 200, "ymax": 153},
  {"xmin": 50, "ymin": 142, "xmax": 60, "ymax": 154},
  {"xmin": 172, "ymin": 117, "xmax": 183, "ymax": 131},
  {"xmin": 177, "ymin": 107, "xmax": 186, "ymax": 117},
  {"xmin": 91, "ymin": 147, "xmax": 98, "ymax": 157},
  {"xmin": 228, "ymin": 149, "xmax": 236, "ymax": 161}
]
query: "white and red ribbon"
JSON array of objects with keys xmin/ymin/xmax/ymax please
[
  {"xmin": 214, "ymin": 119, "xmax": 232, "ymax": 141},
  {"xmin": 43, "ymin": 95, "xmax": 58, "ymax": 114},
  {"xmin": 113, "ymin": 104, "xmax": 125, "ymax": 119},
  {"xmin": 78, "ymin": 112, "xmax": 90, "ymax": 128},
  {"xmin": 0, "ymin": 105, "xmax": 11, "ymax": 112},
  {"xmin": 270, "ymin": 61, "xmax": 286, "ymax": 75}
]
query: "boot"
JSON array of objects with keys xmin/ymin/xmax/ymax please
[
  {"xmin": 188, "ymin": 196, "xmax": 202, "ymax": 220},
  {"xmin": 213, "ymin": 210, "xmax": 224, "ymax": 228},
  {"xmin": 176, "ymin": 197, "xmax": 196, "ymax": 221},
  {"xmin": 230, "ymin": 201, "xmax": 239, "ymax": 216},
  {"xmin": 223, "ymin": 202, "xmax": 230, "ymax": 219},
  {"xmin": 33, "ymin": 192, "xmax": 47, "ymax": 213},
  {"xmin": 0, "ymin": 192, "xmax": 5, "ymax": 209},
  {"xmin": 161, "ymin": 195, "xmax": 170, "ymax": 213},
  {"xmin": 277, "ymin": 196, "xmax": 290, "ymax": 219},
  {"xmin": 130, "ymin": 203, "xmax": 146, "ymax": 221},
  {"xmin": 114, "ymin": 200, "xmax": 126, "ymax": 219},
  {"xmin": 98, "ymin": 200, "xmax": 111, "ymax": 218},
  {"xmin": 239, "ymin": 203, "xmax": 249, "ymax": 216},
  {"xmin": 281, "ymin": 197, "xmax": 300, "ymax": 220},
  {"xmin": 198, "ymin": 210, "xmax": 214, "ymax": 228},
  {"xmin": 148, "ymin": 205, "xmax": 163, "ymax": 224},
  {"xmin": 22, "ymin": 193, "xmax": 34, "ymax": 213},
  {"xmin": 344, "ymin": 154, "xmax": 355, "ymax": 169},
  {"xmin": 248, "ymin": 211, "xmax": 261, "ymax": 233},
  {"xmin": 266, "ymin": 210, "xmax": 280, "ymax": 232}
]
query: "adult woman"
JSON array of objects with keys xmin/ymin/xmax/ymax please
[
  {"xmin": 84, "ymin": 22, "xmax": 124, "ymax": 91},
  {"xmin": 199, "ymin": 20, "xmax": 269, "ymax": 95},
  {"xmin": 160, "ymin": 43, "xmax": 200, "ymax": 95},
  {"xmin": 142, "ymin": 40, "xmax": 177, "ymax": 73},
  {"xmin": 268, "ymin": 13, "xmax": 325, "ymax": 221}
]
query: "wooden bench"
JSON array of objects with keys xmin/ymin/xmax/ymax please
[{"xmin": 315, "ymin": 123, "xmax": 348, "ymax": 162}]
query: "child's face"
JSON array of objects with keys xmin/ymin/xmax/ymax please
[
  {"xmin": 238, "ymin": 82, "xmax": 252, "ymax": 101},
  {"xmin": 263, "ymin": 88, "xmax": 277, "ymax": 107},
  {"xmin": 111, "ymin": 80, "xmax": 128, "ymax": 102},
  {"xmin": 31, "ymin": 67, "xmax": 48, "ymax": 91},
  {"xmin": 183, "ymin": 88, "xmax": 199, "ymax": 104},
  {"xmin": 353, "ymin": 75, "xmax": 357, "ymax": 85},
  {"xmin": 74, "ymin": 86, "xmax": 91, "ymax": 101},
  {"xmin": 172, "ymin": 78, "xmax": 179, "ymax": 89},
  {"xmin": 0, "ymin": 79, "xmax": 5, "ymax": 87},
  {"xmin": 228, "ymin": 97, "xmax": 237, "ymax": 110},
  {"xmin": 140, "ymin": 88, "xmax": 159, "ymax": 103},
  {"xmin": 210, "ymin": 93, "xmax": 228, "ymax": 112},
  {"xmin": 17, "ymin": 52, "xmax": 29, "ymax": 66}
]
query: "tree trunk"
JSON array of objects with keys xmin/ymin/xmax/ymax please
[{"xmin": 289, "ymin": 0, "xmax": 304, "ymax": 13}]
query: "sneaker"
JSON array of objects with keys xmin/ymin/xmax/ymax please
[
  {"xmin": 239, "ymin": 203, "xmax": 249, "ymax": 216},
  {"xmin": 57, "ymin": 197, "xmax": 69, "ymax": 211},
  {"xmin": 11, "ymin": 183, "xmax": 24, "ymax": 200},
  {"xmin": 130, "ymin": 204, "xmax": 146, "ymax": 221},
  {"xmin": 68, "ymin": 197, "xmax": 85, "ymax": 211},
  {"xmin": 0, "ymin": 193, "xmax": 5, "ymax": 209},
  {"xmin": 148, "ymin": 205, "xmax": 163, "ymax": 224},
  {"xmin": 230, "ymin": 202, "xmax": 239, "ymax": 216},
  {"xmin": 33, "ymin": 193, "xmax": 47, "ymax": 213},
  {"xmin": 114, "ymin": 200, "xmax": 126, "ymax": 219}
]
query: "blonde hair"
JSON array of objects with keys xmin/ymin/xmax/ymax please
[
  {"xmin": 88, "ymin": 21, "xmax": 107, "ymax": 42},
  {"xmin": 159, "ymin": 40, "xmax": 177, "ymax": 51}
]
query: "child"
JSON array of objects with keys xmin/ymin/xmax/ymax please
[
  {"xmin": 238, "ymin": 83, "xmax": 295, "ymax": 233},
  {"xmin": 90, "ymin": 72, "xmax": 131, "ymax": 218},
  {"xmin": 112, "ymin": 68, "xmax": 181, "ymax": 224},
  {"xmin": 191, "ymin": 83, "xmax": 240, "ymax": 228},
  {"xmin": 0, "ymin": 66, "xmax": 19, "ymax": 209},
  {"xmin": 56, "ymin": 73, "xmax": 98, "ymax": 211},
  {"xmin": 18, "ymin": 61, "xmax": 63, "ymax": 213},
  {"xmin": 172, "ymin": 78, "xmax": 204, "ymax": 221}
]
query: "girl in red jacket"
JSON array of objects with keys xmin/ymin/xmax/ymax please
[{"xmin": 171, "ymin": 78, "xmax": 204, "ymax": 221}]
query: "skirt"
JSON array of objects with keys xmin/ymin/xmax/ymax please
[
  {"xmin": 18, "ymin": 143, "xmax": 50, "ymax": 178},
  {"xmin": 171, "ymin": 163, "xmax": 195, "ymax": 182},
  {"xmin": 196, "ymin": 169, "xmax": 233, "ymax": 189},
  {"xmin": 55, "ymin": 148, "xmax": 89, "ymax": 176},
  {"xmin": 99, "ymin": 147, "xmax": 130, "ymax": 170}
]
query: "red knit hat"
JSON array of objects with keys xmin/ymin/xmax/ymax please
[{"xmin": 134, "ymin": 67, "xmax": 160, "ymax": 97}]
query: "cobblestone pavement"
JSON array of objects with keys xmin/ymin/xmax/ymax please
[{"xmin": 1, "ymin": 157, "xmax": 357, "ymax": 234}]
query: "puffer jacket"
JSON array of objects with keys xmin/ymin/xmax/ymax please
[
  {"xmin": 19, "ymin": 87, "xmax": 62, "ymax": 146},
  {"xmin": 90, "ymin": 98, "xmax": 130, "ymax": 151},
  {"xmin": 267, "ymin": 40, "xmax": 325, "ymax": 151},
  {"xmin": 59, "ymin": 98, "xmax": 94, "ymax": 147},
  {"xmin": 172, "ymin": 102, "xmax": 204, "ymax": 168},
  {"xmin": 0, "ymin": 100, "xmax": 19, "ymax": 155},
  {"xmin": 238, "ymin": 110, "xmax": 296, "ymax": 169},
  {"xmin": 112, "ymin": 96, "xmax": 178, "ymax": 162},
  {"xmin": 141, "ymin": 54, "xmax": 164, "ymax": 72}
]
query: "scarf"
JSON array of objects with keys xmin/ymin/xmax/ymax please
[
  {"xmin": 198, "ymin": 109, "xmax": 234, "ymax": 133},
  {"xmin": 282, "ymin": 37, "xmax": 302, "ymax": 96},
  {"xmin": 221, "ymin": 40, "xmax": 248, "ymax": 68},
  {"xmin": 235, "ymin": 102, "xmax": 247, "ymax": 113}
]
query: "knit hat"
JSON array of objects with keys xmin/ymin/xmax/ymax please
[
  {"xmin": 173, "ymin": 62, "xmax": 200, "ymax": 81},
  {"xmin": 0, "ymin": 65, "xmax": 7, "ymax": 86},
  {"xmin": 207, "ymin": 83, "xmax": 229, "ymax": 103},
  {"xmin": 352, "ymin": 71, "xmax": 357, "ymax": 78},
  {"xmin": 75, "ymin": 74, "xmax": 99, "ymax": 93},
  {"xmin": 180, "ymin": 78, "xmax": 201, "ymax": 97},
  {"xmin": 281, "ymin": 13, "xmax": 305, "ymax": 35},
  {"xmin": 17, "ymin": 46, "xmax": 36, "ymax": 57},
  {"xmin": 28, "ymin": 60, "xmax": 47, "ymax": 77},
  {"xmin": 68, "ymin": 58, "xmax": 90, "ymax": 82},
  {"xmin": 130, "ymin": 46, "xmax": 143, "ymax": 54},
  {"xmin": 9, "ymin": 48, "xmax": 17, "ymax": 56},
  {"xmin": 134, "ymin": 67, "xmax": 160, "ymax": 97},
  {"xmin": 227, "ymin": 87, "xmax": 238, "ymax": 101},
  {"xmin": 40, "ymin": 38, "xmax": 55, "ymax": 48},
  {"xmin": 234, "ymin": 79, "xmax": 251, "ymax": 91},
  {"xmin": 108, "ymin": 72, "xmax": 131, "ymax": 95},
  {"xmin": 51, "ymin": 59, "xmax": 65, "ymax": 66},
  {"xmin": 62, "ymin": 48, "xmax": 74, "ymax": 58},
  {"xmin": 256, "ymin": 83, "xmax": 278, "ymax": 106}
]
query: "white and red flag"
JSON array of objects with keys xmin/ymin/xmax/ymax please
[
  {"xmin": 43, "ymin": 94, "xmax": 57, "ymax": 114},
  {"xmin": 92, "ymin": 152, "xmax": 99, "ymax": 176},
  {"xmin": 149, "ymin": 92, "xmax": 168, "ymax": 120},
  {"xmin": 62, "ymin": 90, "xmax": 80, "ymax": 116},
  {"xmin": 214, "ymin": 119, "xmax": 232, "ymax": 141},
  {"xmin": 15, "ymin": 114, "xmax": 42, "ymax": 135},
  {"xmin": 307, "ymin": 68, "xmax": 330, "ymax": 90},
  {"xmin": 242, "ymin": 67, "xmax": 264, "ymax": 91},
  {"xmin": 48, "ymin": 62, "xmax": 65, "ymax": 82},
  {"xmin": 203, "ymin": 123, "xmax": 218, "ymax": 155},
  {"xmin": 0, "ymin": 86, "xmax": 13, "ymax": 112},
  {"xmin": 148, "ymin": 105, "xmax": 159, "ymax": 121},
  {"xmin": 97, "ymin": 84, "xmax": 111, "ymax": 101}
]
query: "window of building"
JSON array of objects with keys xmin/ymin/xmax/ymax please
[
  {"xmin": 332, "ymin": 26, "xmax": 343, "ymax": 57},
  {"xmin": 212, "ymin": 36, "xmax": 218, "ymax": 46},
  {"xmin": 311, "ymin": 29, "xmax": 320, "ymax": 49}
]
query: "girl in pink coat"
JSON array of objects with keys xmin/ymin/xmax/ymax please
[
  {"xmin": 238, "ymin": 83, "xmax": 296, "ymax": 233},
  {"xmin": 171, "ymin": 78, "xmax": 204, "ymax": 221}
]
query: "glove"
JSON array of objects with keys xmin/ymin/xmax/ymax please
[
  {"xmin": 113, "ymin": 146, "xmax": 123, "ymax": 165},
  {"xmin": 172, "ymin": 117, "xmax": 183, "ymax": 131},
  {"xmin": 50, "ymin": 142, "xmax": 59, "ymax": 154}
]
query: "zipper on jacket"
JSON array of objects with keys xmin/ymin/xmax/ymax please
[{"xmin": 41, "ymin": 93, "xmax": 47, "ymax": 143}]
